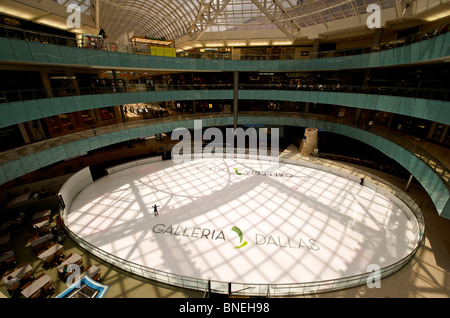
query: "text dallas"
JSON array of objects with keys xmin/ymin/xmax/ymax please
[{"xmin": 152, "ymin": 223, "xmax": 319, "ymax": 251}]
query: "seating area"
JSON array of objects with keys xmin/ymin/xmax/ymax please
[{"xmin": 0, "ymin": 208, "xmax": 103, "ymax": 298}]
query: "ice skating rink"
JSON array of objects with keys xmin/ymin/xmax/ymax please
[{"xmin": 65, "ymin": 158, "xmax": 420, "ymax": 285}]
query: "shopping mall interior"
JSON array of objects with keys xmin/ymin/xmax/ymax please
[{"xmin": 0, "ymin": 0, "xmax": 449, "ymax": 301}]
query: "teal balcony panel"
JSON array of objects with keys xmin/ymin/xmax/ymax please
[
  {"xmin": 72, "ymin": 47, "xmax": 89, "ymax": 65},
  {"xmin": 326, "ymin": 91, "xmax": 338, "ymax": 105},
  {"xmin": 367, "ymin": 51, "xmax": 381, "ymax": 68},
  {"xmin": 364, "ymin": 94, "xmax": 379, "ymax": 110},
  {"xmin": 129, "ymin": 127, "xmax": 141, "ymax": 140},
  {"xmin": 10, "ymin": 101, "xmax": 29, "ymax": 124},
  {"xmin": 375, "ymin": 95, "xmax": 391, "ymax": 112},
  {"xmin": 70, "ymin": 95, "xmax": 85, "ymax": 112},
  {"xmin": 35, "ymin": 149, "xmax": 54, "ymax": 167},
  {"xmin": 100, "ymin": 94, "xmax": 115, "ymax": 107},
  {"xmin": 0, "ymin": 37, "xmax": 15, "ymax": 61},
  {"xmin": 126, "ymin": 53, "xmax": 140, "ymax": 69},
  {"xmin": 25, "ymin": 99, "xmax": 43, "ymax": 120},
  {"xmin": 0, "ymin": 167, "xmax": 8, "ymax": 186},
  {"xmin": 309, "ymin": 91, "xmax": 320, "ymax": 104},
  {"xmin": 30, "ymin": 42, "xmax": 49, "ymax": 63},
  {"xmin": 384, "ymin": 48, "xmax": 397, "ymax": 65},
  {"xmin": 108, "ymin": 52, "xmax": 120, "ymax": 66},
  {"xmin": 59, "ymin": 46, "xmax": 77, "ymax": 65},
  {"xmin": 96, "ymin": 50, "xmax": 112, "ymax": 67},
  {"xmin": 109, "ymin": 131, "xmax": 123, "ymax": 144},
  {"xmin": 430, "ymin": 34, "xmax": 445, "ymax": 60},
  {"xmin": 50, "ymin": 145, "xmax": 67, "ymax": 162},
  {"xmin": 122, "ymin": 129, "xmax": 135, "ymax": 142},
  {"xmin": 385, "ymin": 95, "xmax": 401, "ymax": 114},
  {"xmin": 91, "ymin": 94, "xmax": 105, "ymax": 109},
  {"xmin": 80, "ymin": 95, "xmax": 95, "ymax": 110},
  {"xmin": 63, "ymin": 142, "xmax": 80, "ymax": 159},
  {"xmin": 118, "ymin": 52, "xmax": 131, "ymax": 68},
  {"xmin": 397, "ymin": 97, "xmax": 414, "ymax": 117},
  {"xmin": 410, "ymin": 98, "xmax": 426, "ymax": 119},
  {"xmin": 50, "ymin": 97, "xmax": 67, "ymax": 114},
  {"xmin": 9, "ymin": 39, "xmax": 33, "ymax": 62},
  {"xmin": 437, "ymin": 100, "xmax": 450, "ymax": 124},
  {"xmin": 98, "ymin": 133, "xmax": 111, "ymax": 147},
  {"xmin": 354, "ymin": 93, "xmax": 368, "ymax": 109},
  {"xmin": 62, "ymin": 96, "xmax": 76, "ymax": 113},
  {"xmin": 393, "ymin": 147, "xmax": 413, "ymax": 168},
  {"xmin": 75, "ymin": 137, "xmax": 92, "ymax": 154},
  {"xmin": 2, "ymin": 159, "xmax": 25, "ymax": 180},
  {"xmin": 444, "ymin": 32, "xmax": 450, "ymax": 57},
  {"xmin": 20, "ymin": 153, "xmax": 41, "ymax": 174},
  {"xmin": 45, "ymin": 45, "xmax": 64, "ymax": 64}
]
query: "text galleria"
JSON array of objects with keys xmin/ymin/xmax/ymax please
[{"xmin": 152, "ymin": 223, "xmax": 320, "ymax": 251}]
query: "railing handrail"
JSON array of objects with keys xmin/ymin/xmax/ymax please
[{"xmin": 1, "ymin": 83, "xmax": 448, "ymax": 104}]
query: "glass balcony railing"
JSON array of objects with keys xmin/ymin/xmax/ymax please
[
  {"xmin": 1, "ymin": 112, "xmax": 449, "ymax": 190},
  {"xmin": 1, "ymin": 83, "xmax": 448, "ymax": 104},
  {"xmin": 1, "ymin": 22, "xmax": 448, "ymax": 62}
]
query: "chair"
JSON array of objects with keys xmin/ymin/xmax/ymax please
[
  {"xmin": 20, "ymin": 271, "xmax": 34, "ymax": 284},
  {"xmin": 92, "ymin": 271, "xmax": 101, "ymax": 282},
  {"xmin": 34, "ymin": 272, "xmax": 45, "ymax": 280},
  {"xmin": 21, "ymin": 281, "xmax": 32, "ymax": 291},
  {"xmin": 43, "ymin": 254, "xmax": 55, "ymax": 269},
  {"xmin": 4, "ymin": 256, "xmax": 17, "ymax": 269},
  {"xmin": 42, "ymin": 280, "xmax": 55, "ymax": 296},
  {"xmin": 7, "ymin": 282, "xmax": 20, "ymax": 297}
]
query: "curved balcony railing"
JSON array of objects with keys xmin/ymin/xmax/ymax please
[
  {"xmin": 1, "ymin": 83, "xmax": 448, "ymax": 104},
  {"xmin": 1, "ymin": 22, "xmax": 448, "ymax": 62},
  {"xmin": 1, "ymin": 112, "xmax": 449, "ymax": 190},
  {"xmin": 60, "ymin": 156, "xmax": 425, "ymax": 297}
]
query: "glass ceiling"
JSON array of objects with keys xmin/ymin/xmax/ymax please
[{"xmin": 54, "ymin": 0, "xmax": 395, "ymax": 42}]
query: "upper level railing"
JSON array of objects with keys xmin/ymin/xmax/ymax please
[
  {"xmin": 0, "ymin": 21, "xmax": 448, "ymax": 62},
  {"xmin": 1, "ymin": 83, "xmax": 449, "ymax": 104},
  {"xmin": 1, "ymin": 111, "xmax": 449, "ymax": 189}
]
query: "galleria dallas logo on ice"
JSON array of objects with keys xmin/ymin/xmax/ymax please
[{"xmin": 152, "ymin": 223, "xmax": 320, "ymax": 252}]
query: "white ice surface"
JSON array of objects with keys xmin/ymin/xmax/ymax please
[{"xmin": 66, "ymin": 158, "xmax": 420, "ymax": 284}]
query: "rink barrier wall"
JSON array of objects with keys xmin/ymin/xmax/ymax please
[{"xmin": 59, "ymin": 154, "xmax": 425, "ymax": 297}]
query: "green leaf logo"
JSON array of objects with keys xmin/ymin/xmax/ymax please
[
  {"xmin": 233, "ymin": 168, "xmax": 242, "ymax": 175},
  {"xmin": 231, "ymin": 226, "xmax": 248, "ymax": 249}
]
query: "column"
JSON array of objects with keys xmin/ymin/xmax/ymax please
[
  {"xmin": 233, "ymin": 71, "xmax": 239, "ymax": 130},
  {"xmin": 312, "ymin": 38, "xmax": 320, "ymax": 59},
  {"xmin": 300, "ymin": 127, "xmax": 319, "ymax": 156}
]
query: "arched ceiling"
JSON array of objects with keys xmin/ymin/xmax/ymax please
[
  {"xmin": 3, "ymin": 0, "xmax": 450, "ymax": 48},
  {"xmin": 97, "ymin": 0, "xmax": 396, "ymax": 43}
]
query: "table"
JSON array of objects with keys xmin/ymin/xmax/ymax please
[
  {"xmin": 2, "ymin": 263, "xmax": 32, "ymax": 283},
  {"xmin": 86, "ymin": 265, "xmax": 100, "ymax": 279},
  {"xmin": 0, "ymin": 250, "xmax": 14, "ymax": 263},
  {"xmin": 21, "ymin": 274, "xmax": 52, "ymax": 298},
  {"xmin": 32, "ymin": 219, "xmax": 49, "ymax": 229},
  {"xmin": 32, "ymin": 210, "xmax": 51, "ymax": 221},
  {"xmin": 37, "ymin": 243, "xmax": 63, "ymax": 260},
  {"xmin": 30, "ymin": 233, "xmax": 53, "ymax": 247},
  {"xmin": 57, "ymin": 254, "xmax": 82, "ymax": 273}
]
